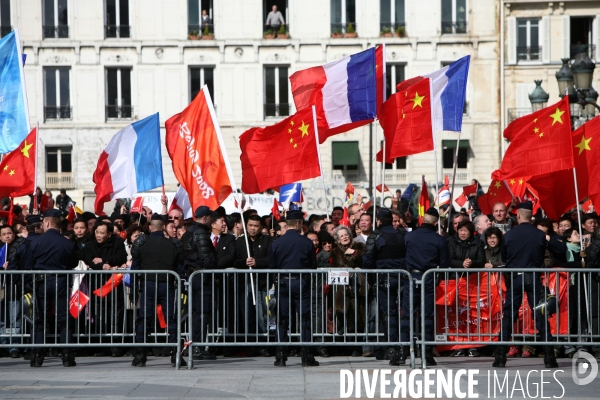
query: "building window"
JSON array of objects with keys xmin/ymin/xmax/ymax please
[
  {"xmin": 263, "ymin": 0, "xmax": 288, "ymax": 34},
  {"xmin": 570, "ymin": 16, "xmax": 595, "ymax": 59},
  {"xmin": 441, "ymin": 0, "xmax": 466, "ymax": 34},
  {"xmin": 381, "ymin": 140, "xmax": 407, "ymax": 170},
  {"xmin": 517, "ymin": 19, "xmax": 540, "ymax": 61},
  {"xmin": 385, "ymin": 64, "xmax": 405, "ymax": 99},
  {"xmin": 190, "ymin": 66, "xmax": 214, "ymax": 103},
  {"xmin": 106, "ymin": 68, "xmax": 133, "ymax": 120},
  {"xmin": 105, "ymin": 0, "xmax": 130, "ymax": 38},
  {"xmin": 44, "ymin": 67, "xmax": 71, "ymax": 121},
  {"xmin": 0, "ymin": 0, "xmax": 11, "ymax": 38},
  {"xmin": 332, "ymin": 141, "xmax": 360, "ymax": 181},
  {"xmin": 442, "ymin": 140, "xmax": 469, "ymax": 169},
  {"xmin": 45, "ymin": 146, "xmax": 73, "ymax": 189},
  {"xmin": 264, "ymin": 66, "xmax": 289, "ymax": 118},
  {"xmin": 380, "ymin": 0, "xmax": 405, "ymax": 35},
  {"xmin": 331, "ymin": 0, "xmax": 356, "ymax": 35},
  {"xmin": 188, "ymin": 0, "xmax": 213, "ymax": 36},
  {"xmin": 43, "ymin": 0, "xmax": 68, "ymax": 39}
]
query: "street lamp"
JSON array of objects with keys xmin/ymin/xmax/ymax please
[
  {"xmin": 529, "ymin": 80, "xmax": 549, "ymax": 112},
  {"xmin": 555, "ymin": 58, "xmax": 575, "ymax": 99},
  {"xmin": 571, "ymin": 47, "xmax": 595, "ymax": 91}
]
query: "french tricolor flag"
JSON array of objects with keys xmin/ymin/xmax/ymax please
[
  {"xmin": 397, "ymin": 55, "xmax": 470, "ymax": 133},
  {"xmin": 290, "ymin": 47, "xmax": 381, "ymax": 143},
  {"xmin": 93, "ymin": 113, "xmax": 164, "ymax": 215}
]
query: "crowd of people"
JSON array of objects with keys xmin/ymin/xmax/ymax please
[{"xmin": 0, "ymin": 182, "xmax": 599, "ymax": 369}]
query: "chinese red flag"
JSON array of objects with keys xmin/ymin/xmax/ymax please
[
  {"xmin": 455, "ymin": 193, "xmax": 468, "ymax": 208},
  {"xmin": 166, "ymin": 86, "xmax": 234, "ymax": 211},
  {"xmin": 493, "ymin": 97, "xmax": 573, "ymax": 180},
  {"xmin": 0, "ymin": 128, "xmax": 36, "ymax": 198},
  {"xmin": 418, "ymin": 176, "xmax": 430, "ymax": 225},
  {"xmin": 375, "ymin": 184, "xmax": 391, "ymax": 193},
  {"xmin": 67, "ymin": 205, "xmax": 76, "ymax": 223},
  {"xmin": 478, "ymin": 180, "xmax": 513, "ymax": 215},
  {"xmin": 377, "ymin": 78, "xmax": 433, "ymax": 162},
  {"xmin": 340, "ymin": 207, "xmax": 350, "ymax": 227},
  {"xmin": 271, "ymin": 198, "xmax": 281, "ymax": 221},
  {"xmin": 240, "ymin": 107, "xmax": 321, "ymax": 194},
  {"xmin": 462, "ymin": 183, "xmax": 478, "ymax": 196}
]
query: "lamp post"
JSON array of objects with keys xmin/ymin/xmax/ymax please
[{"xmin": 528, "ymin": 80, "xmax": 549, "ymax": 112}]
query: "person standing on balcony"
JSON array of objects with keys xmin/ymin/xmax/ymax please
[
  {"xmin": 56, "ymin": 189, "xmax": 72, "ymax": 212},
  {"xmin": 200, "ymin": 10, "xmax": 212, "ymax": 31},
  {"xmin": 265, "ymin": 5, "xmax": 285, "ymax": 34}
]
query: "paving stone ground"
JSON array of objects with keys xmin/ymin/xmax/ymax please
[{"xmin": 0, "ymin": 354, "xmax": 598, "ymax": 399}]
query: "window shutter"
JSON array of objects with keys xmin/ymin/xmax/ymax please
[
  {"xmin": 516, "ymin": 82, "xmax": 535, "ymax": 109},
  {"xmin": 594, "ymin": 16, "xmax": 600, "ymax": 60},
  {"xmin": 507, "ymin": 16, "xmax": 517, "ymax": 65},
  {"xmin": 562, "ymin": 16, "xmax": 571, "ymax": 59},
  {"xmin": 542, "ymin": 16, "xmax": 550, "ymax": 63}
]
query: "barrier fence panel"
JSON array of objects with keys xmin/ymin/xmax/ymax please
[
  {"xmin": 420, "ymin": 268, "xmax": 600, "ymax": 368},
  {"xmin": 0, "ymin": 270, "xmax": 183, "ymax": 369},
  {"xmin": 186, "ymin": 269, "xmax": 414, "ymax": 369}
]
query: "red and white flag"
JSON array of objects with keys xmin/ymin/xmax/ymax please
[
  {"xmin": 130, "ymin": 196, "xmax": 144, "ymax": 213},
  {"xmin": 166, "ymin": 85, "xmax": 235, "ymax": 211},
  {"xmin": 169, "ymin": 185, "xmax": 193, "ymax": 219}
]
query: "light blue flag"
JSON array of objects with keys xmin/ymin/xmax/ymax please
[
  {"xmin": 0, "ymin": 29, "xmax": 30, "ymax": 154},
  {"xmin": 0, "ymin": 243, "xmax": 7, "ymax": 264}
]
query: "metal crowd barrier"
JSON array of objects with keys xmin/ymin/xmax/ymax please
[
  {"xmin": 0, "ymin": 270, "xmax": 183, "ymax": 369},
  {"xmin": 186, "ymin": 269, "xmax": 415, "ymax": 369},
  {"xmin": 419, "ymin": 268, "xmax": 600, "ymax": 368}
]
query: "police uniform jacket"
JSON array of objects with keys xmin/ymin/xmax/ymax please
[
  {"xmin": 363, "ymin": 225, "xmax": 406, "ymax": 270},
  {"xmin": 131, "ymin": 231, "xmax": 183, "ymax": 283},
  {"xmin": 500, "ymin": 222, "xmax": 546, "ymax": 268},
  {"xmin": 25, "ymin": 228, "xmax": 77, "ymax": 271},
  {"xmin": 405, "ymin": 224, "xmax": 450, "ymax": 272},
  {"xmin": 269, "ymin": 229, "xmax": 316, "ymax": 270}
]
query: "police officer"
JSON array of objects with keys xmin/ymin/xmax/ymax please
[
  {"xmin": 181, "ymin": 206, "xmax": 218, "ymax": 357},
  {"xmin": 495, "ymin": 201, "xmax": 558, "ymax": 368},
  {"xmin": 363, "ymin": 208, "xmax": 407, "ymax": 366},
  {"xmin": 269, "ymin": 210, "xmax": 318, "ymax": 367},
  {"xmin": 25, "ymin": 209, "xmax": 78, "ymax": 367},
  {"xmin": 130, "ymin": 214, "xmax": 186, "ymax": 367},
  {"xmin": 404, "ymin": 208, "xmax": 450, "ymax": 366}
]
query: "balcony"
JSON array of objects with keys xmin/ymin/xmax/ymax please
[
  {"xmin": 442, "ymin": 169, "xmax": 469, "ymax": 185},
  {"xmin": 0, "ymin": 26, "xmax": 11, "ymax": 38},
  {"xmin": 44, "ymin": 106, "xmax": 72, "ymax": 121},
  {"xmin": 188, "ymin": 24, "xmax": 214, "ymax": 39},
  {"xmin": 441, "ymin": 21, "xmax": 467, "ymax": 34},
  {"xmin": 517, "ymin": 46, "xmax": 541, "ymax": 61},
  {"xmin": 106, "ymin": 105, "xmax": 133, "ymax": 121},
  {"xmin": 380, "ymin": 22, "xmax": 406, "ymax": 37},
  {"xmin": 331, "ymin": 22, "xmax": 357, "ymax": 38},
  {"xmin": 570, "ymin": 44, "xmax": 596, "ymax": 60},
  {"xmin": 43, "ymin": 25, "xmax": 69, "ymax": 39},
  {"xmin": 332, "ymin": 170, "xmax": 360, "ymax": 188},
  {"xmin": 264, "ymin": 103, "xmax": 291, "ymax": 118},
  {"xmin": 105, "ymin": 25, "xmax": 130, "ymax": 38},
  {"xmin": 46, "ymin": 172, "xmax": 74, "ymax": 190},
  {"xmin": 507, "ymin": 108, "xmax": 531, "ymax": 124},
  {"xmin": 384, "ymin": 171, "xmax": 408, "ymax": 185}
]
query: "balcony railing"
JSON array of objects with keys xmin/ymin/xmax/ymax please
[
  {"xmin": 332, "ymin": 170, "xmax": 360, "ymax": 188},
  {"xmin": 384, "ymin": 171, "xmax": 408, "ymax": 185},
  {"xmin": 46, "ymin": 172, "xmax": 74, "ymax": 190},
  {"xmin": 441, "ymin": 20, "xmax": 467, "ymax": 34},
  {"xmin": 43, "ymin": 25, "xmax": 69, "ymax": 39},
  {"xmin": 517, "ymin": 46, "xmax": 541, "ymax": 61},
  {"xmin": 571, "ymin": 44, "xmax": 596, "ymax": 59},
  {"xmin": 442, "ymin": 169, "xmax": 469, "ymax": 184},
  {"xmin": 507, "ymin": 108, "xmax": 531, "ymax": 124},
  {"xmin": 331, "ymin": 22, "xmax": 357, "ymax": 37},
  {"xmin": 188, "ymin": 24, "xmax": 214, "ymax": 38},
  {"xmin": 106, "ymin": 105, "xmax": 133, "ymax": 120},
  {"xmin": 105, "ymin": 25, "xmax": 131, "ymax": 38},
  {"xmin": 44, "ymin": 106, "xmax": 72, "ymax": 121},
  {"xmin": 264, "ymin": 103, "xmax": 291, "ymax": 118},
  {"xmin": 379, "ymin": 22, "xmax": 406, "ymax": 37},
  {"xmin": 0, "ymin": 26, "xmax": 11, "ymax": 38}
]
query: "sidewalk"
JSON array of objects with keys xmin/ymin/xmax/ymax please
[{"xmin": 0, "ymin": 355, "xmax": 597, "ymax": 399}]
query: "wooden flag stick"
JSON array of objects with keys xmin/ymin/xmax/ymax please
[
  {"xmin": 446, "ymin": 130, "xmax": 463, "ymax": 232},
  {"xmin": 573, "ymin": 167, "xmax": 591, "ymax": 328},
  {"xmin": 380, "ymin": 135, "xmax": 385, "ymax": 208},
  {"xmin": 312, "ymin": 105, "xmax": 329, "ymax": 221},
  {"xmin": 429, "ymin": 79, "xmax": 441, "ymax": 234},
  {"xmin": 238, "ymin": 193, "xmax": 256, "ymax": 306}
]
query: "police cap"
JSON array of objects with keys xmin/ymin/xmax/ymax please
[
  {"xmin": 287, "ymin": 210, "xmax": 304, "ymax": 220},
  {"xmin": 377, "ymin": 208, "xmax": 392, "ymax": 219},
  {"xmin": 26, "ymin": 215, "xmax": 42, "ymax": 225},
  {"xmin": 517, "ymin": 201, "xmax": 533, "ymax": 211},
  {"xmin": 150, "ymin": 213, "xmax": 164, "ymax": 221},
  {"xmin": 43, "ymin": 209, "xmax": 62, "ymax": 219}
]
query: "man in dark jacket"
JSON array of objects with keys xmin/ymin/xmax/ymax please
[
  {"xmin": 130, "ymin": 214, "xmax": 185, "ymax": 367},
  {"xmin": 495, "ymin": 201, "xmax": 558, "ymax": 369},
  {"xmin": 81, "ymin": 220, "xmax": 128, "ymax": 357},
  {"xmin": 182, "ymin": 206, "xmax": 218, "ymax": 361},
  {"xmin": 233, "ymin": 214, "xmax": 273, "ymax": 357},
  {"xmin": 404, "ymin": 207, "xmax": 450, "ymax": 366},
  {"xmin": 363, "ymin": 208, "xmax": 407, "ymax": 365}
]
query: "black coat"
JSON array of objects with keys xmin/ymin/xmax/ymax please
[
  {"xmin": 213, "ymin": 233, "xmax": 236, "ymax": 269},
  {"xmin": 82, "ymin": 235, "xmax": 127, "ymax": 288},
  {"xmin": 447, "ymin": 235, "xmax": 486, "ymax": 269},
  {"xmin": 234, "ymin": 234, "xmax": 272, "ymax": 269}
]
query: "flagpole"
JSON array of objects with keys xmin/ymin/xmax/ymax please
[
  {"xmin": 447, "ymin": 130, "xmax": 462, "ymax": 231},
  {"xmin": 373, "ymin": 121, "xmax": 378, "ymax": 223},
  {"xmin": 312, "ymin": 106, "xmax": 329, "ymax": 220},
  {"xmin": 380, "ymin": 135, "xmax": 385, "ymax": 208},
  {"xmin": 34, "ymin": 122, "xmax": 39, "ymax": 205},
  {"xmin": 573, "ymin": 167, "xmax": 591, "ymax": 328},
  {"xmin": 238, "ymin": 193, "xmax": 256, "ymax": 306},
  {"xmin": 429, "ymin": 78, "xmax": 441, "ymax": 234}
]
